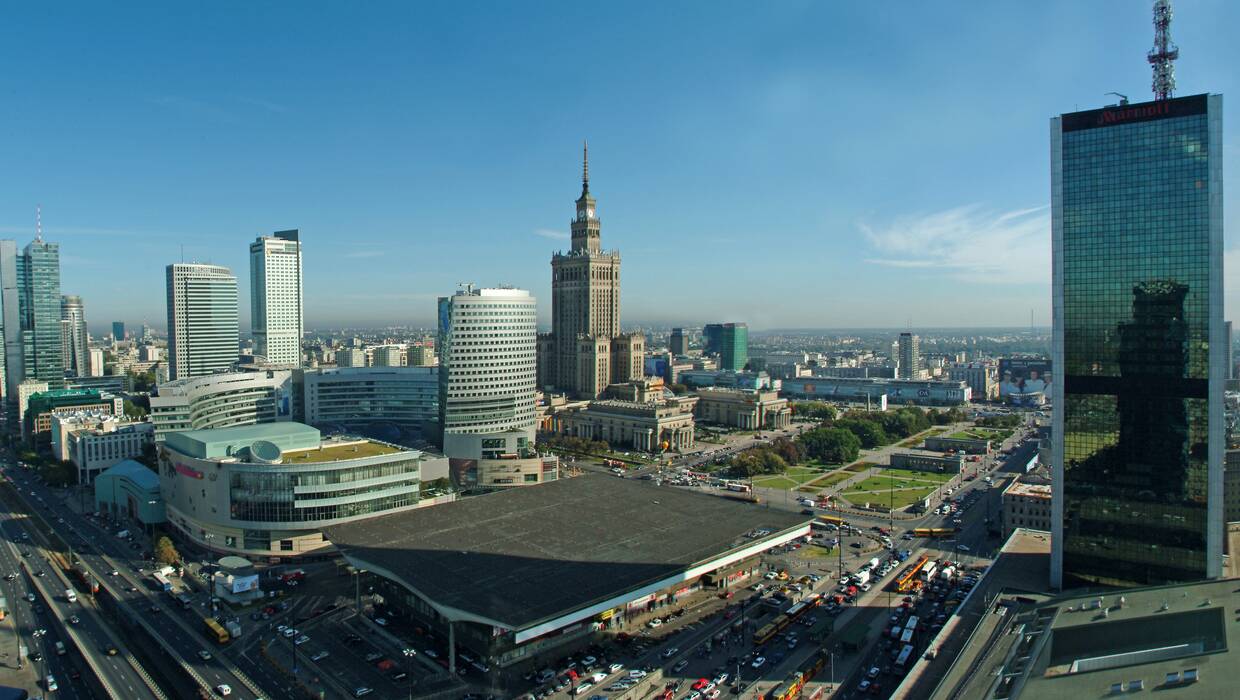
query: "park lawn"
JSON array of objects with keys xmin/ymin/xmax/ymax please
[
  {"xmin": 799, "ymin": 545, "xmax": 837, "ymax": 560},
  {"xmin": 753, "ymin": 466, "xmax": 827, "ymax": 491},
  {"xmin": 898, "ymin": 427, "xmax": 948, "ymax": 448},
  {"xmin": 752, "ymin": 475, "xmax": 800, "ymax": 490},
  {"xmin": 878, "ymin": 467, "xmax": 954, "ymax": 483},
  {"xmin": 844, "ymin": 462, "xmax": 876, "ymax": 473},
  {"xmin": 805, "ymin": 471, "xmax": 854, "ymax": 489},
  {"xmin": 845, "ymin": 473, "xmax": 950, "ymax": 493},
  {"xmin": 842, "ymin": 485, "xmax": 938, "ymax": 510},
  {"xmin": 948, "ymin": 427, "xmax": 1014, "ymax": 442}
]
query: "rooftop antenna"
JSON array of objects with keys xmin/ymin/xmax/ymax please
[
  {"xmin": 582, "ymin": 139, "xmax": 589, "ymax": 193},
  {"xmin": 35, "ymin": 204, "xmax": 42, "ymax": 242},
  {"xmin": 1148, "ymin": 0, "xmax": 1179, "ymax": 100},
  {"xmin": 1105, "ymin": 92, "xmax": 1130, "ymax": 106}
]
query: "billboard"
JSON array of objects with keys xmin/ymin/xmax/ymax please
[{"xmin": 998, "ymin": 359, "xmax": 1052, "ymax": 402}]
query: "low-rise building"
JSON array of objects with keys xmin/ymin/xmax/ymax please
[
  {"xmin": 94, "ymin": 459, "xmax": 165, "ymax": 528},
  {"xmin": 946, "ymin": 363, "xmax": 998, "ymax": 401},
  {"xmin": 551, "ymin": 396, "xmax": 698, "ymax": 452},
  {"xmin": 300, "ymin": 366, "xmax": 438, "ymax": 432},
  {"xmin": 889, "ymin": 451, "xmax": 963, "ymax": 474},
  {"xmin": 25, "ymin": 389, "xmax": 123, "ymax": 443},
  {"xmin": 159, "ymin": 422, "xmax": 426, "ymax": 558},
  {"xmin": 693, "ymin": 387, "xmax": 791, "ymax": 430},
  {"xmin": 924, "ymin": 435, "xmax": 992, "ymax": 454},
  {"xmin": 679, "ymin": 370, "xmax": 773, "ymax": 390},
  {"xmin": 150, "ymin": 370, "xmax": 295, "ymax": 441},
  {"xmin": 781, "ymin": 376, "xmax": 971, "ymax": 407},
  {"xmin": 51, "ymin": 412, "xmax": 156, "ymax": 484},
  {"xmin": 1001, "ymin": 471, "xmax": 1052, "ymax": 538}
]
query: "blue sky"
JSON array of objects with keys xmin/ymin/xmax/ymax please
[{"xmin": 2, "ymin": 1, "xmax": 1237, "ymax": 332}]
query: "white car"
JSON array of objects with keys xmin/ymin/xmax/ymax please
[
  {"xmin": 751, "ymin": 656, "xmax": 766, "ymax": 669},
  {"xmin": 215, "ymin": 684, "xmax": 232, "ymax": 696},
  {"xmin": 646, "ymin": 618, "xmax": 662, "ymax": 629}
]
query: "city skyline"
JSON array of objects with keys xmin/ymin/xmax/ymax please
[{"xmin": 3, "ymin": 2, "xmax": 1237, "ymax": 331}]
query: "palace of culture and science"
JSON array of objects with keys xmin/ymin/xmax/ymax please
[{"xmin": 537, "ymin": 144, "xmax": 644, "ymax": 398}]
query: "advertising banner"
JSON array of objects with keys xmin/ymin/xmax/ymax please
[{"xmin": 998, "ymin": 359, "xmax": 1052, "ymax": 402}]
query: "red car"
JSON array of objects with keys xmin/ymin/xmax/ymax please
[{"xmin": 693, "ymin": 678, "xmax": 709, "ymax": 690}]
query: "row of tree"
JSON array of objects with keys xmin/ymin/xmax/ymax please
[
  {"xmin": 728, "ymin": 437, "xmax": 806, "ymax": 477},
  {"xmin": 537, "ymin": 434, "xmax": 611, "ymax": 457},
  {"xmin": 975, "ymin": 413, "xmax": 1022, "ymax": 428}
]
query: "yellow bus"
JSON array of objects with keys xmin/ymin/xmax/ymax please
[
  {"xmin": 204, "ymin": 617, "xmax": 230, "ymax": 644},
  {"xmin": 912, "ymin": 527, "xmax": 956, "ymax": 538},
  {"xmin": 894, "ymin": 556, "xmax": 930, "ymax": 593}
]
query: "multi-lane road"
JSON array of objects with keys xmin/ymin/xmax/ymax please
[
  {"xmin": 0, "ymin": 495, "xmax": 160, "ymax": 699},
  {"xmin": 2, "ymin": 459, "xmax": 273, "ymax": 700}
]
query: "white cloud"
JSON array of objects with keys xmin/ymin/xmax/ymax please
[
  {"xmin": 861, "ymin": 203, "xmax": 1050, "ymax": 285},
  {"xmin": 534, "ymin": 228, "xmax": 569, "ymax": 241}
]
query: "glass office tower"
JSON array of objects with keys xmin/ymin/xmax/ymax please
[
  {"xmin": 18, "ymin": 240, "xmax": 64, "ymax": 389},
  {"xmin": 1051, "ymin": 94, "xmax": 1224, "ymax": 588}
]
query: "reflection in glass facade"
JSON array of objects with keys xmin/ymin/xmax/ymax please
[{"xmin": 1051, "ymin": 94, "xmax": 1224, "ymax": 588}]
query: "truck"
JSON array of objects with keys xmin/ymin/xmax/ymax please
[
  {"xmin": 224, "ymin": 620, "xmax": 242, "ymax": 638},
  {"xmin": 940, "ymin": 566, "xmax": 956, "ymax": 581},
  {"xmin": 64, "ymin": 589, "xmax": 76, "ymax": 604},
  {"xmin": 921, "ymin": 563, "xmax": 938, "ymax": 581},
  {"xmin": 853, "ymin": 570, "xmax": 871, "ymax": 586},
  {"xmin": 865, "ymin": 557, "xmax": 881, "ymax": 571}
]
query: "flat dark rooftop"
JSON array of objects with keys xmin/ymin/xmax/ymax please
[{"xmin": 325, "ymin": 474, "xmax": 810, "ymax": 630}]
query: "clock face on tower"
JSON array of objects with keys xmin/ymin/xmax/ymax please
[{"xmin": 587, "ymin": 208, "xmax": 595, "ymax": 218}]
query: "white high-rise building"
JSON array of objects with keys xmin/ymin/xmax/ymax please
[
  {"xmin": 88, "ymin": 347, "xmax": 105, "ymax": 377},
  {"xmin": 897, "ymin": 332, "xmax": 920, "ymax": 380},
  {"xmin": 438, "ymin": 286, "xmax": 538, "ymax": 459},
  {"xmin": 60, "ymin": 295, "xmax": 89, "ymax": 377},
  {"xmin": 166, "ymin": 263, "xmax": 239, "ymax": 381},
  {"xmin": 249, "ymin": 230, "xmax": 303, "ymax": 367}
]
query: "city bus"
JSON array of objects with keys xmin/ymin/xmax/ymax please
[
  {"xmin": 753, "ymin": 618, "xmax": 789, "ymax": 646},
  {"xmin": 912, "ymin": 528, "xmax": 956, "ymax": 538},
  {"xmin": 204, "ymin": 617, "xmax": 230, "ymax": 644},
  {"xmin": 174, "ymin": 592, "xmax": 193, "ymax": 609},
  {"xmin": 152, "ymin": 572, "xmax": 172, "ymax": 592},
  {"xmin": 724, "ymin": 481, "xmax": 752, "ymax": 493},
  {"xmin": 895, "ymin": 644, "xmax": 915, "ymax": 669}
]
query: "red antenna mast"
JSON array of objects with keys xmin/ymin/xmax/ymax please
[{"xmin": 1148, "ymin": 0, "xmax": 1179, "ymax": 101}]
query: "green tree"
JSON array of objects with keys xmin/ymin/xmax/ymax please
[
  {"xmin": 798, "ymin": 427, "xmax": 860, "ymax": 464},
  {"xmin": 154, "ymin": 535, "xmax": 180, "ymax": 566},
  {"xmin": 769, "ymin": 437, "xmax": 803, "ymax": 465},
  {"xmin": 835, "ymin": 418, "xmax": 888, "ymax": 449},
  {"xmin": 123, "ymin": 399, "xmax": 148, "ymax": 419}
]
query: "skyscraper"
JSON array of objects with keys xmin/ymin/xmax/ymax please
[
  {"xmin": 897, "ymin": 332, "xmax": 920, "ymax": 380},
  {"xmin": 714, "ymin": 323, "xmax": 748, "ymax": 371},
  {"xmin": 166, "ymin": 263, "xmax": 240, "ymax": 381},
  {"xmin": 17, "ymin": 238, "xmax": 64, "ymax": 390},
  {"xmin": 438, "ymin": 286, "xmax": 538, "ymax": 458},
  {"xmin": 249, "ymin": 230, "xmax": 303, "ymax": 367},
  {"xmin": 669, "ymin": 328, "xmax": 687, "ymax": 356},
  {"xmin": 112, "ymin": 321, "xmax": 125, "ymax": 342},
  {"xmin": 542, "ymin": 144, "xmax": 643, "ymax": 398},
  {"xmin": 0, "ymin": 240, "xmax": 24, "ymax": 403},
  {"xmin": 703, "ymin": 324, "xmax": 723, "ymax": 357},
  {"xmin": 60, "ymin": 295, "xmax": 89, "ymax": 377},
  {"xmin": 1051, "ymin": 93, "xmax": 1224, "ymax": 589}
]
